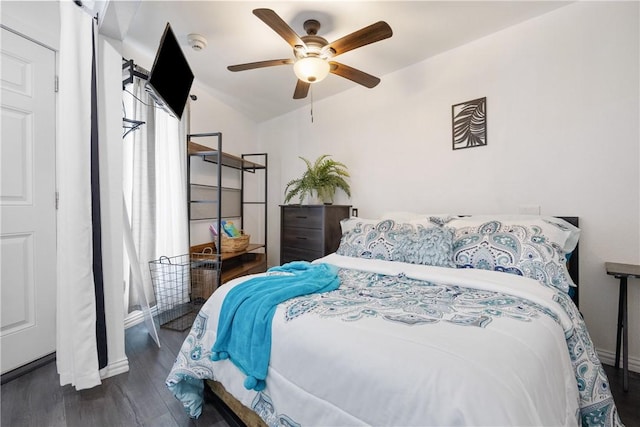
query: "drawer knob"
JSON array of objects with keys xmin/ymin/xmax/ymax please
[
  {"xmin": 295, "ymin": 215, "xmax": 307, "ymax": 219},
  {"xmin": 296, "ymin": 236, "xmax": 307, "ymax": 240}
]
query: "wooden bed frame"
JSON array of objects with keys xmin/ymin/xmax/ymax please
[
  {"xmin": 205, "ymin": 216, "xmax": 580, "ymax": 426},
  {"xmin": 205, "ymin": 379, "xmax": 267, "ymax": 427}
]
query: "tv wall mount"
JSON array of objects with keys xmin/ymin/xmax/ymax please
[
  {"xmin": 122, "ymin": 58, "xmax": 147, "ymax": 137},
  {"xmin": 122, "ymin": 58, "xmax": 148, "ymax": 89}
]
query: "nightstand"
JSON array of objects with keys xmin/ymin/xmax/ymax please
[
  {"xmin": 280, "ymin": 205, "xmax": 351, "ymax": 264},
  {"xmin": 605, "ymin": 262, "xmax": 640, "ymax": 392}
]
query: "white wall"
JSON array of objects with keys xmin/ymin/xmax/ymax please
[
  {"xmin": 259, "ymin": 2, "xmax": 640, "ymax": 369},
  {"xmin": 188, "ymin": 84, "xmax": 262, "ymax": 245},
  {"xmin": 0, "ymin": 1, "xmax": 60, "ymax": 50},
  {"xmin": 189, "ymin": 83, "xmax": 259, "ymax": 151}
]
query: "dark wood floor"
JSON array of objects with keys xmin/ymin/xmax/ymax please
[
  {"xmin": 2, "ymin": 323, "xmax": 639, "ymax": 426},
  {"xmin": 1, "ymin": 324, "xmax": 231, "ymax": 427},
  {"xmin": 603, "ymin": 364, "xmax": 640, "ymax": 426}
]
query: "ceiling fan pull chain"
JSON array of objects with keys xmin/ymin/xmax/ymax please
[{"xmin": 310, "ymin": 85, "xmax": 314, "ymax": 123}]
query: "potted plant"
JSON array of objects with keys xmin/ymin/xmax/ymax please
[{"xmin": 284, "ymin": 155, "xmax": 351, "ymax": 204}]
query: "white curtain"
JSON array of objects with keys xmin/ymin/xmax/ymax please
[
  {"xmin": 123, "ymin": 75, "xmax": 157, "ymax": 311},
  {"xmin": 56, "ymin": 1, "xmax": 101, "ymax": 390},
  {"xmin": 123, "ymin": 73, "xmax": 190, "ymax": 316}
]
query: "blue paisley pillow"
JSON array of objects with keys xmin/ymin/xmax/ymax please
[
  {"xmin": 337, "ymin": 219, "xmax": 408, "ymax": 260},
  {"xmin": 337, "ymin": 219, "xmax": 455, "ymax": 267},
  {"xmin": 394, "ymin": 225, "xmax": 456, "ymax": 267},
  {"xmin": 449, "ymin": 216, "xmax": 580, "ymax": 293}
]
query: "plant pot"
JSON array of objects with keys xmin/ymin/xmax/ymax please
[{"xmin": 305, "ymin": 194, "xmax": 323, "ymax": 205}]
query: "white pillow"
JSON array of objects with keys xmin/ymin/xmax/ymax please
[
  {"xmin": 380, "ymin": 211, "xmax": 457, "ymax": 222},
  {"xmin": 341, "ymin": 215, "xmax": 458, "ymax": 235},
  {"xmin": 448, "ymin": 215, "xmax": 580, "ymax": 293},
  {"xmin": 340, "ymin": 217, "xmax": 380, "ymax": 235},
  {"xmin": 449, "ymin": 215, "xmax": 579, "ymax": 253}
]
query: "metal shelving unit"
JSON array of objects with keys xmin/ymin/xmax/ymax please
[{"xmin": 187, "ymin": 133, "xmax": 267, "ymax": 285}]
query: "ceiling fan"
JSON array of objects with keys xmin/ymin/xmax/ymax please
[{"xmin": 227, "ymin": 9, "xmax": 393, "ymax": 99}]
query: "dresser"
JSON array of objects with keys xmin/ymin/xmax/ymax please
[{"xmin": 280, "ymin": 205, "xmax": 351, "ymax": 264}]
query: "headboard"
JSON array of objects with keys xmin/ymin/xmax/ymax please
[{"xmin": 558, "ymin": 216, "xmax": 579, "ymax": 308}]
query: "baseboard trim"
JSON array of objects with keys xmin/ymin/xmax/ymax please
[
  {"xmin": 1, "ymin": 353, "xmax": 56, "ymax": 385},
  {"xmin": 99, "ymin": 357, "xmax": 129, "ymax": 379},
  {"xmin": 2, "ymin": 352, "xmax": 130, "ymax": 385},
  {"xmin": 597, "ymin": 348, "xmax": 640, "ymax": 374},
  {"xmin": 124, "ymin": 306, "xmax": 158, "ymax": 329}
]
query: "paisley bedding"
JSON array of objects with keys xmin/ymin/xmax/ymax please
[{"xmin": 167, "ymin": 253, "xmax": 622, "ymax": 426}]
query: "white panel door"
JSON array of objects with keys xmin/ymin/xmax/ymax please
[{"xmin": 1, "ymin": 28, "xmax": 57, "ymax": 374}]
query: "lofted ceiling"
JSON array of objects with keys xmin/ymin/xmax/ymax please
[{"xmin": 119, "ymin": 1, "xmax": 571, "ymax": 122}]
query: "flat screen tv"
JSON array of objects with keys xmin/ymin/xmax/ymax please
[{"xmin": 146, "ymin": 23, "xmax": 194, "ymax": 119}]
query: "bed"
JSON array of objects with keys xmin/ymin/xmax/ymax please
[{"xmin": 166, "ymin": 214, "xmax": 622, "ymax": 426}]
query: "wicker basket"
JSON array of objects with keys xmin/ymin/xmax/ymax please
[{"xmin": 220, "ymin": 233, "xmax": 250, "ymax": 253}]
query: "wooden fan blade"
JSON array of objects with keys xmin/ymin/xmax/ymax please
[
  {"xmin": 328, "ymin": 21, "xmax": 392, "ymax": 56},
  {"xmin": 293, "ymin": 80, "xmax": 310, "ymax": 99},
  {"xmin": 253, "ymin": 8, "xmax": 306, "ymax": 49},
  {"xmin": 329, "ymin": 62, "xmax": 380, "ymax": 88},
  {"xmin": 227, "ymin": 59, "xmax": 293, "ymax": 72}
]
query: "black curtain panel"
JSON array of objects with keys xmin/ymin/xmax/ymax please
[{"xmin": 91, "ymin": 21, "xmax": 108, "ymax": 370}]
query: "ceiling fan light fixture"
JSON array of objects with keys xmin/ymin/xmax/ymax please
[
  {"xmin": 293, "ymin": 56, "xmax": 330, "ymax": 83},
  {"xmin": 229, "ymin": 9, "xmax": 393, "ymax": 99}
]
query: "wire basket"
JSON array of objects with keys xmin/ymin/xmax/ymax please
[{"xmin": 148, "ymin": 253, "xmax": 221, "ymax": 331}]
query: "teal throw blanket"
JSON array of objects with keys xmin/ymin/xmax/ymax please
[{"xmin": 211, "ymin": 261, "xmax": 339, "ymax": 391}]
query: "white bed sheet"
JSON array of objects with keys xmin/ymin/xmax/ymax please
[{"xmin": 167, "ymin": 254, "xmax": 602, "ymax": 426}]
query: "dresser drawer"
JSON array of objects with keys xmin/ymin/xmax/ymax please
[
  {"xmin": 280, "ymin": 204, "xmax": 351, "ymax": 265},
  {"xmin": 281, "ymin": 227, "xmax": 323, "ymax": 250},
  {"xmin": 281, "ymin": 206, "xmax": 323, "ymax": 229},
  {"xmin": 281, "ymin": 247, "xmax": 323, "ymax": 263}
]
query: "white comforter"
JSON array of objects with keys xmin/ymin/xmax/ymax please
[{"xmin": 167, "ymin": 254, "xmax": 619, "ymax": 426}]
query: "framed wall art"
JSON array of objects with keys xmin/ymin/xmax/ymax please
[{"xmin": 452, "ymin": 97, "xmax": 487, "ymax": 150}]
